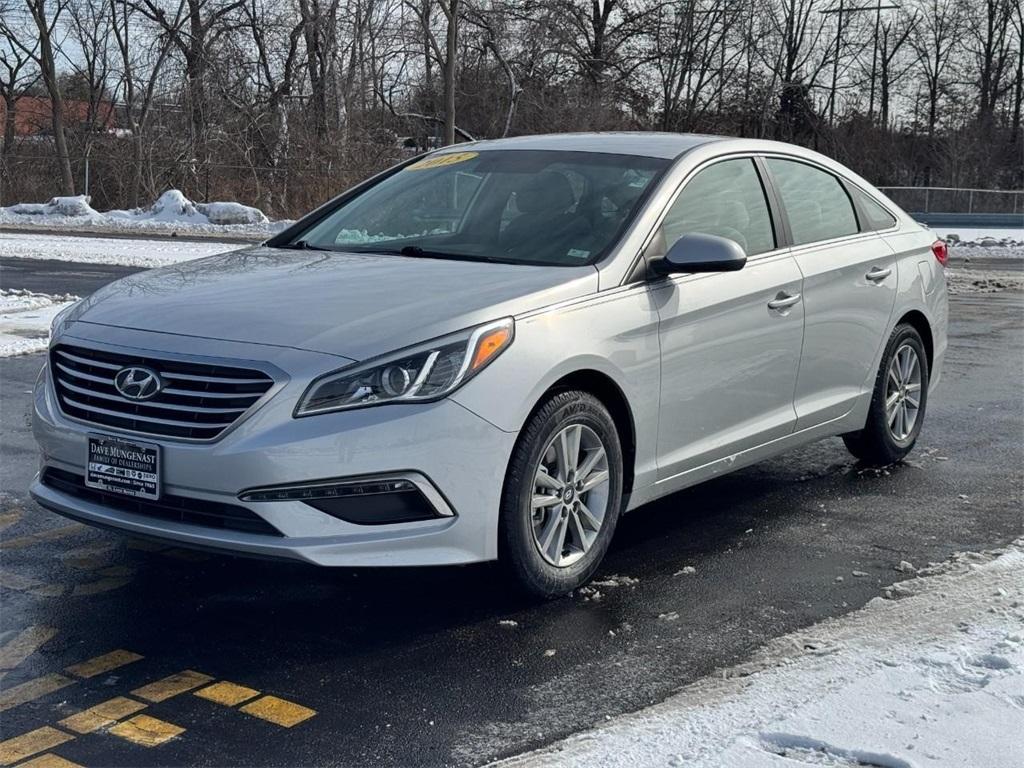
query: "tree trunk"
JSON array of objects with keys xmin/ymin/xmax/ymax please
[
  {"xmin": 442, "ymin": 0, "xmax": 459, "ymax": 146},
  {"xmin": 28, "ymin": 0, "xmax": 75, "ymax": 195}
]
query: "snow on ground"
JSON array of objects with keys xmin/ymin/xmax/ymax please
[
  {"xmin": 0, "ymin": 191, "xmax": 293, "ymax": 239},
  {"xmin": 0, "ymin": 289, "xmax": 77, "ymax": 357},
  {"xmin": 944, "ymin": 238, "xmax": 1024, "ymax": 294},
  {"xmin": 945, "ymin": 266, "xmax": 1024, "ymax": 295},
  {"xmin": 0, "ymin": 231, "xmax": 238, "ymax": 268},
  {"xmin": 937, "ymin": 227, "xmax": 1024, "ymax": 245},
  {"xmin": 496, "ymin": 542, "xmax": 1024, "ymax": 768}
]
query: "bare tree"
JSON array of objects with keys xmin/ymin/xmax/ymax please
[
  {"xmin": 876, "ymin": 8, "xmax": 918, "ymax": 129},
  {"xmin": 0, "ymin": 0, "xmax": 76, "ymax": 193},
  {"xmin": 132, "ymin": 0, "xmax": 246, "ymax": 163},
  {"xmin": 0, "ymin": 2, "xmax": 39, "ymax": 203},
  {"xmin": 908, "ymin": 0, "xmax": 960, "ymax": 138},
  {"xmin": 967, "ymin": 0, "xmax": 1016, "ymax": 125},
  {"xmin": 109, "ymin": 0, "xmax": 175, "ymax": 205}
]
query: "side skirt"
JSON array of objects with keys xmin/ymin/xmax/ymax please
[{"xmin": 624, "ymin": 404, "xmax": 869, "ymax": 512}]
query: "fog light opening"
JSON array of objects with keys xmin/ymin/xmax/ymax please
[{"xmin": 239, "ymin": 475, "xmax": 450, "ymax": 525}]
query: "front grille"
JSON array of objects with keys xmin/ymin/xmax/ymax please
[
  {"xmin": 42, "ymin": 468, "xmax": 283, "ymax": 537},
  {"xmin": 50, "ymin": 344, "xmax": 275, "ymax": 440}
]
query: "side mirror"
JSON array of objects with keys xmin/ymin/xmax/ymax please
[{"xmin": 652, "ymin": 232, "xmax": 747, "ymax": 276}]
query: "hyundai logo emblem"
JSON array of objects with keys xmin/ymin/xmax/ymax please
[{"xmin": 114, "ymin": 366, "xmax": 163, "ymax": 401}]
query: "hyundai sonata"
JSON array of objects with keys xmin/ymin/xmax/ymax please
[{"xmin": 31, "ymin": 133, "xmax": 948, "ymax": 596}]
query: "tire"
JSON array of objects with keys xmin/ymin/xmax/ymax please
[
  {"xmin": 843, "ymin": 323, "xmax": 930, "ymax": 466},
  {"xmin": 499, "ymin": 390, "xmax": 624, "ymax": 598}
]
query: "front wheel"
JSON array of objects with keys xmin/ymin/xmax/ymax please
[
  {"xmin": 843, "ymin": 323, "xmax": 930, "ymax": 465},
  {"xmin": 499, "ymin": 391, "xmax": 623, "ymax": 598}
]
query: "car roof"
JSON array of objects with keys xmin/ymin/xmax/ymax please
[{"xmin": 458, "ymin": 132, "xmax": 726, "ymax": 159}]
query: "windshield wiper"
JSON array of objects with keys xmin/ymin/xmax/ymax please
[
  {"xmin": 397, "ymin": 245, "xmax": 504, "ymax": 263},
  {"xmin": 277, "ymin": 239, "xmax": 334, "ymax": 251}
]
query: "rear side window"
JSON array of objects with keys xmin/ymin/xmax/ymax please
[
  {"xmin": 766, "ymin": 158, "xmax": 858, "ymax": 245},
  {"xmin": 851, "ymin": 186, "xmax": 898, "ymax": 231},
  {"xmin": 661, "ymin": 158, "xmax": 776, "ymax": 256}
]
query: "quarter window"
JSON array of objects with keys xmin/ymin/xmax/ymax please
[
  {"xmin": 851, "ymin": 186, "xmax": 898, "ymax": 231},
  {"xmin": 766, "ymin": 158, "xmax": 858, "ymax": 245},
  {"xmin": 661, "ymin": 158, "xmax": 776, "ymax": 256}
]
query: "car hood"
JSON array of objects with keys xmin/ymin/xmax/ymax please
[{"xmin": 71, "ymin": 246, "xmax": 599, "ymax": 360}]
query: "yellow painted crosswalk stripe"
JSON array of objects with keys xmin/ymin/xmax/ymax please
[
  {"xmin": 0, "ymin": 727, "xmax": 74, "ymax": 766},
  {"xmin": 240, "ymin": 695, "xmax": 317, "ymax": 727},
  {"xmin": 0, "ymin": 626, "xmax": 57, "ymax": 677},
  {"xmin": 132, "ymin": 670, "xmax": 213, "ymax": 702},
  {"xmin": 0, "ymin": 673, "xmax": 75, "ymax": 713},
  {"xmin": 0, "ymin": 525, "xmax": 84, "ymax": 551},
  {"xmin": 65, "ymin": 649, "xmax": 143, "ymax": 679},
  {"xmin": 194, "ymin": 681, "xmax": 260, "ymax": 706},
  {"xmin": 108, "ymin": 714, "xmax": 184, "ymax": 747},
  {"xmin": 59, "ymin": 696, "xmax": 148, "ymax": 734},
  {"xmin": 16, "ymin": 754, "xmax": 84, "ymax": 768}
]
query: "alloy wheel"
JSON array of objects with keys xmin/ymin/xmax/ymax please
[
  {"xmin": 885, "ymin": 343, "xmax": 923, "ymax": 442},
  {"xmin": 529, "ymin": 423, "xmax": 611, "ymax": 568}
]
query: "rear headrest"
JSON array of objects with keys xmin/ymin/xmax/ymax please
[{"xmin": 515, "ymin": 172, "xmax": 576, "ymax": 214}]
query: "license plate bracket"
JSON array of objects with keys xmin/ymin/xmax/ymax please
[{"xmin": 85, "ymin": 434, "xmax": 161, "ymax": 500}]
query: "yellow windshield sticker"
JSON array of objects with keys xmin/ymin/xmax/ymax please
[{"xmin": 406, "ymin": 151, "xmax": 478, "ymax": 170}]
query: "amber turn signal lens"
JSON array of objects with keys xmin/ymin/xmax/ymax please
[{"xmin": 471, "ymin": 327, "xmax": 512, "ymax": 371}]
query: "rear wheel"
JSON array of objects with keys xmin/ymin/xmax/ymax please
[
  {"xmin": 499, "ymin": 391, "xmax": 623, "ymax": 598},
  {"xmin": 843, "ymin": 323, "xmax": 929, "ymax": 465}
]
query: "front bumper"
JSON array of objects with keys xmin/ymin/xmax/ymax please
[{"xmin": 31, "ymin": 328, "xmax": 517, "ymax": 566}]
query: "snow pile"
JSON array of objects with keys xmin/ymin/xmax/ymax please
[
  {"xmin": 0, "ymin": 232, "xmax": 237, "ymax": 268},
  {"xmin": 199, "ymin": 201, "xmax": 268, "ymax": 226},
  {"xmin": 0, "ymin": 289, "xmax": 78, "ymax": 357},
  {"xmin": 0, "ymin": 190, "xmax": 289, "ymax": 239},
  {"xmin": 118, "ymin": 189, "xmax": 204, "ymax": 223},
  {"xmin": 6, "ymin": 195, "xmax": 101, "ymax": 218},
  {"xmin": 494, "ymin": 541, "xmax": 1024, "ymax": 768},
  {"xmin": 106, "ymin": 190, "xmax": 269, "ymax": 226}
]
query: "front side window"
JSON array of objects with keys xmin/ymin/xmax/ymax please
[
  {"xmin": 660, "ymin": 158, "xmax": 776, "ymax": 257},
  {"xmin": 766, "ymin": 158, "xmax": 859, "ymax": 245},
  {"xmin": 291, "ymin": 150, "xmax": 668, "ymax": 266}
]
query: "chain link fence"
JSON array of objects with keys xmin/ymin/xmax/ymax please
[{"xmin": 878, "ymin": 187, "xmax": 1024, "ymax": 216}]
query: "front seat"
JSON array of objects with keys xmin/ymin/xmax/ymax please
[{"xmin": 502, "ymin": 172, "xmax": 589, "ymax": 259}]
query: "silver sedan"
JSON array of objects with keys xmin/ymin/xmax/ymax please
[{"xmin": 31, "ymin": 133, "xmax": 948, "ymax": 596}]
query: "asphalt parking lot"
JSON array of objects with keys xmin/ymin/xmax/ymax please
[{"xmin": 1, "ymin": 272, "xmax": 1021, "ymax": 766}]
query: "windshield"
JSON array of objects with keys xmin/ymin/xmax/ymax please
[{"xmin": 289, "ymin": 150, "xmax": 669, "ymax": 266}]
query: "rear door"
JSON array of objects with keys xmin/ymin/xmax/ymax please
[
  {"xmin": 651, "ymin": 157, "xmax": 804, "ymax": 481},
  {"xmin": 763, "ymin": 157, "xmax": 898, "ymax": 430}
]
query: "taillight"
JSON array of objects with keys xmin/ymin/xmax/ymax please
[{"xmin": 931, "ymin": 239, "xmax": 949, "ymax": 266}]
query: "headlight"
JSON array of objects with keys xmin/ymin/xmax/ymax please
[{"xmin": 295, "ymin": 318, "xmax": 514, "ymax": 416}]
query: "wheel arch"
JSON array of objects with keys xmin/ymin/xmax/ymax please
[
  {"xmin": 896, "ymin": 309, "xmax": 934, "ymax": 371},
  {"xmin": 528, "ymin": 369, "xmax": 638, "ymax": 496}
]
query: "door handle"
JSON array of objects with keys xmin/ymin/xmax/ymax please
[
  {"xmin": 767, "ymin": 292, "xmax": 801, "ymax": 311},
  {"xmin": 866, "ymin": 266, "xmax": 892, "ymax": 282}
]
